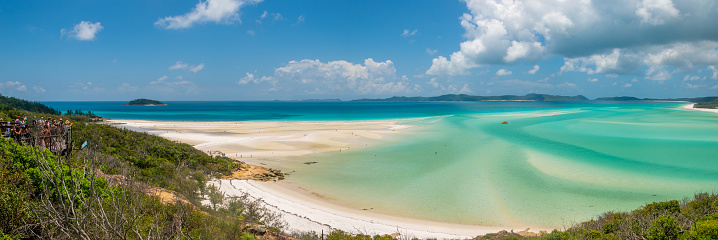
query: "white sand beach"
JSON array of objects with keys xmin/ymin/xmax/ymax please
[
  {"xmin": 110, "ymin": 119, "xmax": 547, "ymax": 239},
  {"xmin": 681, "ymin": 103, "xmax": 718, "ymax": 114}
]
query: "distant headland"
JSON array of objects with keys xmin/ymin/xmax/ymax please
[
  {"xmin": 125, "ymin": 98, "xmax": 166, "ymax": 106},
  {"xmin": 353, "ymin": 93, "xmax": 589, "ymax": 102}
]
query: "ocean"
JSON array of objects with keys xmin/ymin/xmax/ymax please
[{"xmin": 43, "ymin": 101, "xmax": 718, "ymax": 227}]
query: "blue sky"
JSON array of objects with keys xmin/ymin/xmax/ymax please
[{"xmin": 1, "ymin": 0, "xmax": 717, "ymax": 101}]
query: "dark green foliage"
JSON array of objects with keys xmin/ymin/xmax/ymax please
[
  {"xmin": 127, "ymin": 98, "xmax": 165, "ymax": 105},
  {"xmin": 694, "ymin": 99, "xmax": 718, "ymax": 109},
  {"xmin": 0, "ymin": 94, "xmax": 59, "ymax": 115},
  {"xmin": 635, "ymin": 200, "xmax": 681, "ymax": 215},
  {"xmin": 71, "ymin": 123, "xmax": 240, "ymax": 204},
  {"xmin": 645, "ymin": 216, "xmax": 680, "ymax": 240}
]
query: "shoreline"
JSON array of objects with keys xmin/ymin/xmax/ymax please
[
  {"xmin": 212, "ymin": 179, "xmax": 546, "ymax": 239},
  {"xmin": 109, "ymin": 118, "xmax": 549, "ymax": 238},
  {"xmin": 679, "ymin": 103, "xmax": 718, "ymax": 114}
]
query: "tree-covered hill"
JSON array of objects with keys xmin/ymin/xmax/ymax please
[{"xmin": 126, "ymin": 98, "xmax": 166, "ymax": 105}]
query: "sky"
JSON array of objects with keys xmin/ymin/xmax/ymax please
[{"xmin": 1, "ymin": 0, "xmax": 717, "ymax": 101}]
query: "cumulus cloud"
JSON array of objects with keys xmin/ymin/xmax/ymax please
[
  {"xmin": 1, "ymin": 81, "xmax": 28, "ymax": 91},
  {"xmin": 155, "ymin": 0, "xmax": 262, "ymax": 29},
  {"xmin": 241, "ymin": 58, "xmax": 422, "ymax": 96},
  {"xmin": 61, "ymin": 21, "xmax": 103, "ymax": 41},
  {"xmin": 168, "ymin": 61, "xmax": 204, "ymax": 73},
  {"xmin": 636, "ymin": 0, "xmax": 680, "ymax": 25},
  {"xmin": 428, "ymin": 0, "xmax": 718, "ymax": 80},
  {"xmin": 496, "ymin": 69, "xmax": 512, "ymax": 76},
  {"xmin": 588, "ymin": 78, "xmax": 599, "ymax": 82},
  {"xmin": 426, "ymin": 48, "xmax": 438, "ymax": 55},
  {"xmin": 527, "ymin": 65, "xmax": 539, "ymax": 74}
]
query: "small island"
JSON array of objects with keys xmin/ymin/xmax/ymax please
[{"xmin": 125, "ymin": 98, "xmax": 166, "ymax": 106}]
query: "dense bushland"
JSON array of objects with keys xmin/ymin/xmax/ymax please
[{"xmin": 695, "ymin": 99, "xmax": 718, "ymax": 109}]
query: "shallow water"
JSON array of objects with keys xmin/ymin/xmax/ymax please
[
  {"xmin": 286, "ymin": 104, "xmax": 718, "ymax": 227},
  {"xmin": 45, "ymin": 101, "xmax": 718, "ymax": 227}
]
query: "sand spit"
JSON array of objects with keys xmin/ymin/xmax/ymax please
[{"xmin": 680, "ymin": 103, "xmax": 718, "ymax": 114}]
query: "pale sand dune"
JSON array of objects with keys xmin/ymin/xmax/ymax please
[
  {"xmin": 110, "ymin": 119, "xmax": 546, "ymax": 238},
  {"xmin": 680, "ymin": 103, "xmax": 718, "ymax": 114}
]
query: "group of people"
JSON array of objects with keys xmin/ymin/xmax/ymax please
[{"xmin": 1, "ymin": 115, "xmax": 72, "ymax": 151}]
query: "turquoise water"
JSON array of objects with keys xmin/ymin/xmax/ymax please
[{"xmin": 45, "ymin": 101, "xmax": 718, "ymax": 227}]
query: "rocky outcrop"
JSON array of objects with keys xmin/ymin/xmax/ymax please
[{"xmin": 222, "ymin": 161, "xmax": 285, "ymax": 182}]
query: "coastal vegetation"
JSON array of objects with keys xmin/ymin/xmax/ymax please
[
  {"xmin": 694, "ymin": 99, "xmax": 718, "ymax": 109},
  {"xmin": 1, "ymin": 95, "xmax": 718, "ymax": 239},
  {"xmin": 0, "ymin": 96, "xmax": 287, "ymax": 239},
  {"xmin": 126, "ymin": 98, "xmax": 166, "ymax": 106}
]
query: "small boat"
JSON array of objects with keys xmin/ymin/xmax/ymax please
[{"xmin": 501, "ymin": 122, "xmax": 508, "ymax": 124}]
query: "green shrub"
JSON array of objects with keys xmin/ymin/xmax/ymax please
[
  {"xmin": 636, "ymin": 200, "xmax": 681, "ymax": 215},
  {"xmin": 646, "ymin": 216, "xmax": 680, "ymax": 240}
]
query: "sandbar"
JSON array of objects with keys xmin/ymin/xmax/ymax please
[
  {"xmin": 109, "ymin": 119, "xmax": 547, "ymax": 238},
  {"xmin": 680, "ymin": 103, "xmax": 718, "ymax": 114}
]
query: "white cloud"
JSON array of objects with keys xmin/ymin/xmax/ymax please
[
  {"xmin": 150, "ymin": 76, "xmax": 198, "ymax": 94},
  {"xmin": 247, "ymin": 30, "xmax": 255, "ymax": 36},
  {"xmin": 428, "ymin": 0, "xmax": 718, "ymax": 79},
  {"xmin": 297, "ymin": 15, "xmax": 305, "ymax": 23},
  {"xmin": 709, "ymin": 66, "xmax": 718, "ymax": 80},
  {"xmin": 459, "ymin": 84, "xmax": 472, "ymax": 94},
  {"xmin": 61, "ymin": 21, "xmax": 103, "ymax": 41},
  {"xmin": 1, "ymin": 81, "xmax": 28, "ymax": 91},
  {"xmin": 683, "ymin": 75, "xmax": 702, "ymax": 81},
  {"xmin": 190, "ymin": 63, "xmax": 205, "ymax": 73},
  {"xmin": 527, "ymin": 65, "xmax": 539, "ymax": 74},
  {"xmin": 169, "ymin": 61, "xmax": 188, "ymax": 70},
  {"xmin": 155, "ymin": 0, "xmax": 262, "ymax": 29},
  {"xmin": 402, "ymin": 29, "xmax": 418, "ymax": 37},
  {"xmin": 33, "ymin": 86, "xmax": 46, "ymax": 93},
  {"xmin": 636, "ymin": 0, "xmax": 680, "ymax": 25},
  {"xmin": 427, "ymin": 78, "xmax": 440, "ymax": 88},
  {"xmin": 244, "ymin": 58, "xmax": 421, "ymax": 95},
  {"xmin": 623, "ymin": 83, "xmax": 633, "ymax": 88},
  {"xmin": 496, "ymin": 69, "xmax": 512, "ymax": 76},
  {"xmin": 588, "ymin": 78, "xmax": 599, "ymax": 82},
  {"xmin": 152, "ymin": 75, "xmax": 169, "ymax": 84},
  {"xmin": 272, "ymin": 13, "xmax": 284, "ymax": 21},
  {"xmin": 258, "ymin": 11, "xmax": 268, "ymax": 23},
  {"xmin": 426, "ymin": 48, "xmax": 438, "ymax": 55},
  {"xmin": 169, "ymin": 61, "xmax": 204, "ymax": 73}
]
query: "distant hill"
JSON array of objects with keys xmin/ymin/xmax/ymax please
[
  {"xmin": 353, "ymin": 93, "xmax": 589, "ymax": 102},
  {"xmin": 126, "ymin": 98, "xmax": 166, "ymax": 106},
  {"xmin": 0, "ymin": 94, "xmax": 59, "ymax": 114},
  {"xmin": 595, "ymin": 96, "xmax": 648, "ymax": 101}
]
